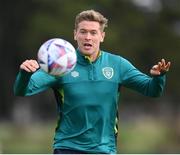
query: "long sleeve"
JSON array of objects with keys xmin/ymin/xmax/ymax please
[
  {"xmin": 14, "ymin": 69, "xmax": 58, "ymax": 96},
  {"xmin": 120, "ymin": 58, "xmax": 166, "ymax": 97}
]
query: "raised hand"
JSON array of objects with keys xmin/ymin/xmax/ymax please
[
  {"xmin": 150, "ymin": 59, "xmax": 171, "ymax": 76},
  {"xmin": 20, "ymin": 59, "xmax": 39, "ymax": 73}
]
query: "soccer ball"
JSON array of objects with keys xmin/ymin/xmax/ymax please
[{"xmin": 37, "ymin": 38, "xmax": 77, "ymax": 76}]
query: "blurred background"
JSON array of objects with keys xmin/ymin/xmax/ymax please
[{"xmin": 0, "ymin": 0, "xmax": 180, "ymax": 153}]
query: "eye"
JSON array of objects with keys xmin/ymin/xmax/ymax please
[
  {"xmin": 91, "ymin": 31, "xmax": 97, "ymax": 35},
  {"xmin": 80, "ymin": 30, "xmax": 87, "ymax": 34}
]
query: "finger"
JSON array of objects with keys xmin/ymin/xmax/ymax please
[
  {"xmin": 20, "ymin": 63, "xmax": 32, "ymax": 72},
  {"xmin": 166, "ymin": 61, "xmax": 171, "ymax": 67},
  {"xmin": 161, "ymin": 58, "xmax": 165, "ymax": 64},
  {"xmin": 25, "ymin": 60, "xmax": 39, "ymax": 71},
  {"xmin": 29, "ymin": 60, "xmax": 39, "ymax": 69},
  {"xmin": 34, "ymin": 61, "xmax": 40, "ymax": 68},
  {"xmin": 165, "ymin": 61, "xmax": 171, "ymax": 71},
  {"xmin": 20, "ymin": 60, "xmax": 30, "ymax": 70},
  {"xmin": 161, "ymin": 59, "xmax": 166, "ymax": 68},
  {"xmin": 25, "ymin": 63, "xmax": 37, "ymax": 72},
  {"xmin": 20, "ymin": 60, "xmax": 38, "ymax": 72},
  {"xmin": 158, "ymin": 62, "xmax": 162, "ymax": 70}
]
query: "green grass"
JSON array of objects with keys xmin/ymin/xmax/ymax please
[
  {"xmin": 118, "ymin": 117, "xmax": 180, "ymax": 153},
  {"xmin": 0, "ymin": 122, "xmax": 55, "ymax": 153},
  {"xmin": 0, "ymin": 118, "xmax": 179, "ymax": 153}
]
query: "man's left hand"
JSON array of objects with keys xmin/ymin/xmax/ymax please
[{"xmin": 150, "ymin": 59, "xmax": 171, "ymax": 76}]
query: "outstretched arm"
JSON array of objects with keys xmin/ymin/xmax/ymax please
[
  {"xmin": 121, "ymin": 58, "xmax": 171, "ymax": 97},
  {"xmin": 14, "ymin": 59, "xmax": 57, "ymax": 96}
]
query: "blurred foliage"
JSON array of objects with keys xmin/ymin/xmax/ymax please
[
  {"xmin": 0, "ymin": 0, "xmax": 180, "ymax": 153},
  {"xmin": 1, "ymin": 0, "xmax": 180, "ymax": 116}
]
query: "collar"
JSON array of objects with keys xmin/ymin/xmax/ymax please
[{"xmin": 76, "ymin": 49, "xmax": 102, "ymax": 65}]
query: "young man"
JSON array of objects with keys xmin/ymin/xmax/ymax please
[{"xmin": 14, "ymin": 10, "xmax": 171, "ymax": 154}]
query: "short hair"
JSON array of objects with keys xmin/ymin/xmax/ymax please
[{"xmin": 74, "ymin": 10, "xmax": 108, "ymax": 31}]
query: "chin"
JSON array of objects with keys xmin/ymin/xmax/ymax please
[{"xmin": 81, "ymin": 50, "xmax": 93, "ymax": 55}]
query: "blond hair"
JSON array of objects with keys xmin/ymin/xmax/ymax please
[{"xmin": 74, "ymin": 10, "xmax": 108, "ymax": 31}]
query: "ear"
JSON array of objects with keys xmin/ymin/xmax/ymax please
[
  {"xmin": 74, "ymin": 30, "xmax": 77, "ymax": 40},
  {"xmin": 100, "ymin": 32, "xmax": 105, "ymax": 42}
]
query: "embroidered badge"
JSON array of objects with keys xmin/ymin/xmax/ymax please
[
  {"xmin": 102, "ymin": 67, "xmax": 114, "ymax": 79},
  {"xmin": 71, "ymin": 71, "xmax": 79, "ymax": 77}
]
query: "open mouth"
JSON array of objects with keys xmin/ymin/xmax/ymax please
[{"xmin": 84, "ymin": 43, "xmax": 92, "ymax": 48}]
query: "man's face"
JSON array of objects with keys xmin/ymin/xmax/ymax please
[{"xmin": 74, "ymin": 21, "xmax": 105, "ymax": 60}]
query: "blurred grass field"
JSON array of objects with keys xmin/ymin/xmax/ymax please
[
  {"xmin": 0, "ymin": 122, "xmax": 55, "ymax": 153},
  {"xmin": 0, "ymin": 118, "xmax": 180, "ymax": 153},
  {"xmin": 118, "ymin": 117, "xmax": 180, "ymax": 153}
]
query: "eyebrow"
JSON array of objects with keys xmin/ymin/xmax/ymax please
[{"xmin": 79, "ymin": 29, "xmax": 98, "ymax": 32}]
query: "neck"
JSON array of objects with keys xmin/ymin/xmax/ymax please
[
  {"xmin": 77, "ymin": 48, "xmax": 100, "ymax": 62},
  {"xmin": 90, "ymin": 52, "xmax": 98, "ymax": 61},
  {"xmin": 86, "ymin": 51, "xmax": 100, "ymax": 62}
]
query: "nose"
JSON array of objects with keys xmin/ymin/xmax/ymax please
[{"xmin": 85, "ymin": 32, "xmax": 91, "ymax": 40}]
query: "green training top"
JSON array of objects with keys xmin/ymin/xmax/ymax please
[{"xmin": 14, "ymin": 50, "xmax": 166, "ymax": 154}]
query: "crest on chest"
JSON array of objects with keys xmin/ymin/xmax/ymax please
[{"xmin": 102, "ymin": 67, "xmax": 114, "ymax": 79}]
